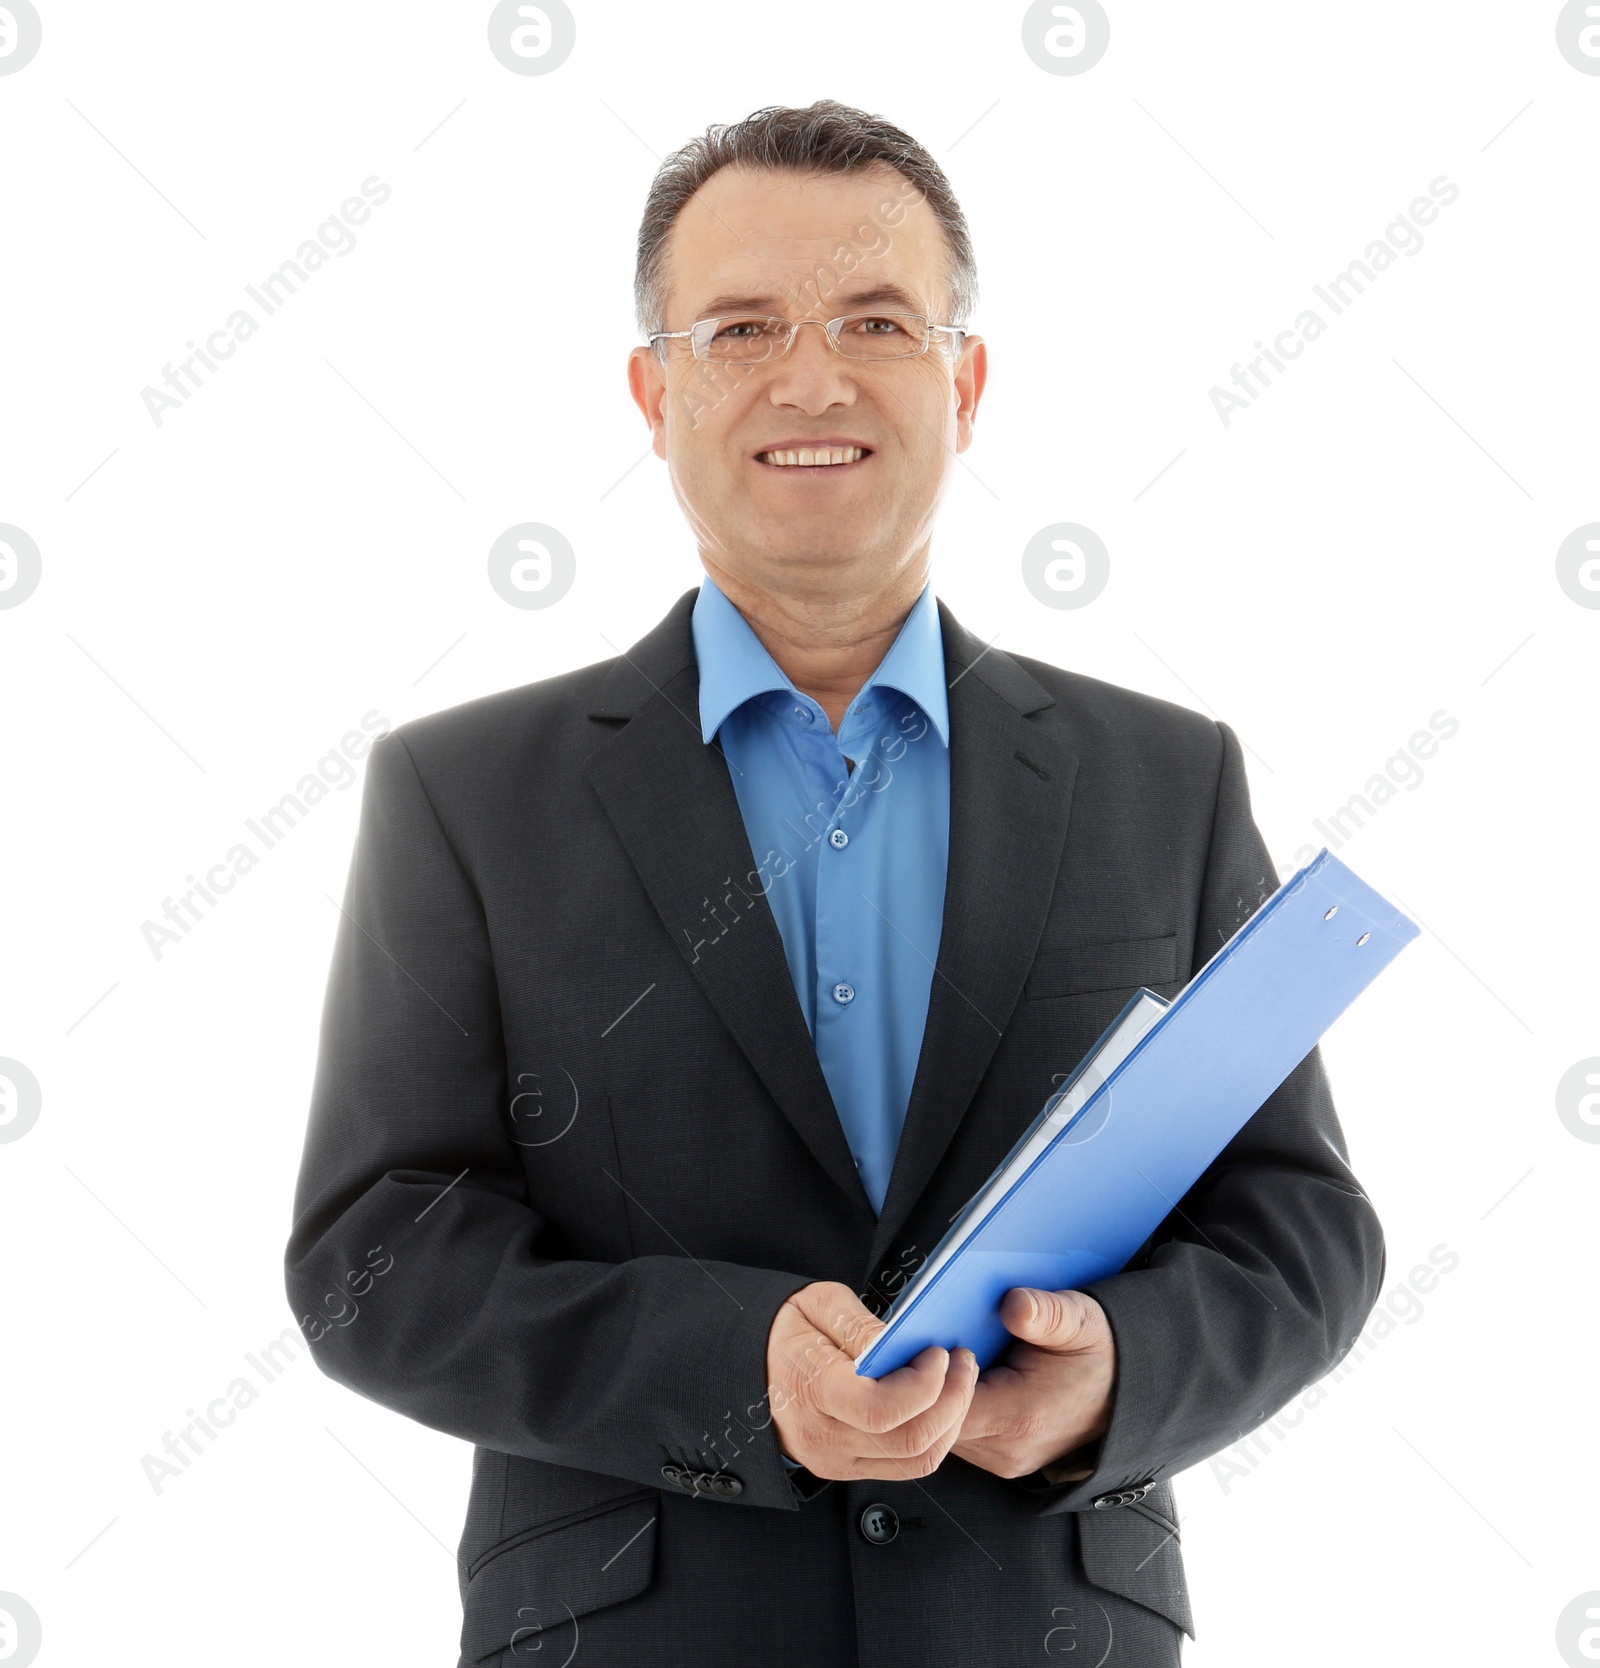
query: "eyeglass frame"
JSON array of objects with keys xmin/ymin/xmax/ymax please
[{"xmin": 647, "ymin": 310, "xmax": 969, "ymax": 364}]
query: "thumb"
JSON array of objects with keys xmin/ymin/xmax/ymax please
[
  {"xmin": 790, "ymin": 1281, "xmax": 884, "ymax": 1359},
  {"xmin": 1001, "ymin": 1286, "xmax": 1094, "ymax": 1348}
]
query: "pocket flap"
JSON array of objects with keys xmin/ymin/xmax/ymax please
[
  {"xmin": 460, "ymin": 1492, "xmax": 657, "ymax": 1663},
  {"xmin": 1076, "ymin": 1483, "xmax": 1193, "ymax": 1639},
  {"xmin": 1025, "ymin": 935, "xmax": 1178, "ymax": 1000}
]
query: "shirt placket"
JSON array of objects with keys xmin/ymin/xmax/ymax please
[
  {"xmin": 780, "ymin": 690, "xmax": 854, "ymax": 1002},
  {"xmin": 811, "ymin": 692, "xmax": 887, "ymax": 1180}
]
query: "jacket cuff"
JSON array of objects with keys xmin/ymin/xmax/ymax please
[
  {"xmin": 784, "ymin": 1463, "xmax": 835, "ymax": 1503},
  {"xmin": 651, "ymin": 1264, "xmax": 816, "ymax": 1513}
]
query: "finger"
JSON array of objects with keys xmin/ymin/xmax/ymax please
[
  {"xmin": 956, "ymin": 1364, "xmax": 1025, "ymax": 1443},
  {"xmin": 849, "ymin": 1348, "xmax": 980, "ymax": 1470},
  {"xmin": 822, "ymin": 1342, "xmax": 952, "ymax": 1435},
  {"xmin": 790, "ymin": 1281, "xmax": 886, "ymax": 1359},
  {"xmin": 1000, "ymin": 1286, "xmax": 1094, "ymax": 1349},
  {"xmin": 795, "ymin": 1349, "xmax": 966, "ymax": 1481},
  {"xmin": 863, "ymin": 1348, "xmax": 975, "ymax": 1459}
]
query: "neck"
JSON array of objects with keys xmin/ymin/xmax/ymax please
[{"xmin": 703, "ymin": 557, "xmax": 930, "ymax": 731}]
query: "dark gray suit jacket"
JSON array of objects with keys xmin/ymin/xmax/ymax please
[{"xmin": 285, "ymin": 587, "xmax": 1384, "ymax": 1666}]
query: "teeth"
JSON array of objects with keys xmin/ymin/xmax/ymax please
[{"xmin": 758, "ymin": 446, "xmax": 866, "ymax": 467}]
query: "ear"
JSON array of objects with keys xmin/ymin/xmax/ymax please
[
  {"xmin": 627, "ymin": 344, "xmax": 669, "ymax": 461},
  {"xmin": 953, "ymin": 333, "xmax": 987, "ymax": 453}
]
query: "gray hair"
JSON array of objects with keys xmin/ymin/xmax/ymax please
[{"xmin": 635, "ymin": 99, "xmax": 978, "ymax": 359}]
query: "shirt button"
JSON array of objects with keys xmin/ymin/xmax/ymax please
[
  {"xmin": 832, "ymin": 981, "xmax": 856, "ymax": 1005},
  {"xmin": 829, "ymin": 828, "xmax": 849, "ymax": 849},
  {"xmin": 794, "ymin": 705, "xmax": 813, "ymax": 723}
]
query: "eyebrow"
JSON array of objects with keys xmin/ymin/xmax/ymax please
[{"xmin": 692, "ymin": 283, "xmax": 927, "ymax": 318}]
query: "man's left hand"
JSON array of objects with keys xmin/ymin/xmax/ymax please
[{"xmin": 949, "ymin": 1288, "xmax": 1115, "ymax": 1483}]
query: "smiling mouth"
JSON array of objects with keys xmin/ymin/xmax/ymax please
[{"xmin": 754, "ymin": 446, "xmax": 872, "ymax": 469}]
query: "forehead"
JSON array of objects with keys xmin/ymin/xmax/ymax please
[{"xmin": 664, "ymin": 164, "xmax": 947, "ymax": 319}]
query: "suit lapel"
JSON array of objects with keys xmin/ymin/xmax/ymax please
[
  {"xmin": 865, "ymin": 605, "xmax": 1080, "ymax": 1278},
  {"xmin": 583, "ymin": 588, "xmax": 1080, "ymax": 1260},
  {"xmin": 585, "ymin": 590, "xmax": 876, "ymax": 1220}
]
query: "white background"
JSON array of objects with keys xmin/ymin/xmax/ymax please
[{"xmin": 2, "ymin": 2, "xmax": 1596, "ymax": 1664}]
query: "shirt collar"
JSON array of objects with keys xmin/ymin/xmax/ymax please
[{"xmin": 691, "ymin": 574, "xmax": 950, "ymax": 747}]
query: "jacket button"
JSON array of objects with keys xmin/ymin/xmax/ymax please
[
  {"xmin": 709, "ymin": 1473, "xmax": 743, "ymax": 1497},
  {"xmin": 859, "ymin": 1502, "xmax": 900, "ymax": 1544},
  {"xmin": 1094, "ymin": 1487, "xmax": 1154, "ymax": 1514},
  {"xmin": 660, "ymin": 1464, "xmax": 686, "ymax": 1486}
]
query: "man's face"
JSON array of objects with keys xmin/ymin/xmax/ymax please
[{"xmin": 628, "ymin": 164, "xmax": 986, "ymax": 595}]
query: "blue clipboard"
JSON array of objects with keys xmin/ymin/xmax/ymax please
[{"xmin": 854, "ymin": 849, "xmax": 1418, "ymax": 1378}]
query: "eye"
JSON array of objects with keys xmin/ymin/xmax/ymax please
[
  {"xmin": 714, "ymin": 317, "xmax": 775, "ymax": 340},
  {"xmin": 852, "ymin": 315, "xmax": 910, "ymax": 336}
]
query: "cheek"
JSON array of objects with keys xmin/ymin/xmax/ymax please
[
  {"xmin": 668, "ymin": 375, "xmax": 749, "ymax": 468},
  {"xmin": 901, "ymin": 362, "xmax": 959, "ymax": 424}
]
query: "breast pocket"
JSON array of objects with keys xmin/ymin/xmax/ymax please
[
  {"xmin": 459, "ymin": 1490, "xmax": 658, "ymax": 1663},
  {"xmin": 1024, "ymin": 934, "xmax": 1180, "ymax": 1001}
]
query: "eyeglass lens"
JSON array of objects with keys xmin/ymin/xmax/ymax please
[{"xmin": 695, "ymin": 314, "xmax": 931, "ymax": 363}]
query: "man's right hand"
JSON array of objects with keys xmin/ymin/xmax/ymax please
[{"xmin": 765, "ymin": 1281, "xmax": 978, "ymax": 1481}]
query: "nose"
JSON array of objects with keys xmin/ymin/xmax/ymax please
[{"xmin": 764, "ymin": 319, "xmax": 860, "ymax": 409}]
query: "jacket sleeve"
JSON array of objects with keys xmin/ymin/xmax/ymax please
[
  {"xmin": 1015, "ymin": 719, "xmax": 1387, "ymax": 1514},
  {"xmin": 283, "ymin": 729, "xmax": 814, "ymax": 1511}
]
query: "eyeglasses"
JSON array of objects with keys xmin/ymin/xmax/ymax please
[{"xmin": 648, "ymin": 312, "xmax": 968, "ymax": 364}]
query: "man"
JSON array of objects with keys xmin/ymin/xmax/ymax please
[{"xmin": 286, "ymin": 100, "xmax": 1384, "ymax": 1666}]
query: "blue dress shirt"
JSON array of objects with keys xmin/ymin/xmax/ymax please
[{"xmin": 691, "ymin": 575, "xmax": 951, "ymax": 1218}]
